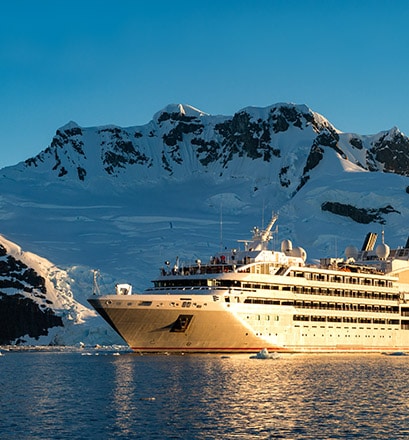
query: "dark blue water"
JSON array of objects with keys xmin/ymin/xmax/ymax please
[{"xmin": 1, "ymin": 350, "xmax": 408, "ymax": 439}]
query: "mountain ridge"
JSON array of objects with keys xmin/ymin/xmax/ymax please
[{"xmin": 10, "ymin": 102, "xmax": 409, "ymax": 193}]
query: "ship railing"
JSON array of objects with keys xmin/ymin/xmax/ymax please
[
  {"xmin": 161, "ymin": 263, "xmax": 238, "ymax": 276},
  {"xmin": 145, "ymin": 286, "xmax": 227, "ymax": 293}
]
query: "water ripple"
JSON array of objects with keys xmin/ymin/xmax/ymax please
[{"xmin": 1, "ymin": 352, "xmax": 409, "ymax": 439}]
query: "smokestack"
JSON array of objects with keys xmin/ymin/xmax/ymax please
[{"xmin": 361, "ymin": 232, "xmax": 377, "ymax": 251}]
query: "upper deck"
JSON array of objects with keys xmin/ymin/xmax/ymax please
[{"xmin": 155, "ymin": 218, "xmax": 409, "ymax": 293}]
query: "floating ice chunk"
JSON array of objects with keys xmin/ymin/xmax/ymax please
[{"xmin": 250, "ymin": 348, "xmax": 280, "ymax": 359}]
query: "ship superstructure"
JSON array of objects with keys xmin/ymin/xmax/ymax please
[{"xmin": 88, "ymin": 215, "xmax": 409, "ymax": 353}]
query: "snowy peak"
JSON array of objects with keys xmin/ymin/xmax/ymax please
[{"xmin": 153, "ymin": 103, "xmax": 209, "ymax": 121}]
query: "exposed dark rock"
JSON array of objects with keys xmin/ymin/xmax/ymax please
[
  {"xmin": 157, "ymin": 111, "xmax": 200, "ymax": 124},
  {"xmin": 271, "ymin": 114, "xmax": 289, "ymax": 133},
  {"xmin": 304, "ymin": 145, "xmax": 324, "ymax": 173},
  {"xmin": 164, "ymin": 143, "xmax": 183, "ymax": 165},
  {"xmin": 295, "ymin": 175, "xmax": 310, "ymax": 193},
  {"xmin": 295, "ymin": 145, "xmax": 324, "ymax": 193},
  {"xmin": 103, "ymin": 139, "xmax": 150, "ymax": 175},
  {"xmin": 58, "ymin": 167, "xmax": 68, "ymax": 177},
  {"xmin": 0, "ymin": 244, "xmax": 63, "ymax": 344},
  {"xmin": 192, "ymin": 138, "xmax": 221, "ymax": 166},
  {"xmin": 279, "ymin": 166, "xmax": 291, "ymax": 188},
  {"xmin": 316, "ymin": 128, "xmax": 345, "ymax": 158},
  {"xmin": 214, "ymin": 111, "xmax": 276, "ymax": 165},
  {"xmin": 62, "ymin": 126, "xmax": 83, "ymax": 137},
  {"xmin": 371, "ymin": 130, "xmax": 409, "ymax": 176},
  {"xmin": 0, "ymin": 293, "xmax": 63, "ymax": 344},
  {"xmin": 77, "ymin": 167, "xmax": 86, "ymax": 181},
  {"xmin": 25, "ymin": 157, "xmax": 39, "ymax": 167},
  {"xmin": 98, "ymin": 127, "xmax": 123, "ymax": 138},
  {"xmin": 269, "ymin": 105, "xmax": 323, "ymax": 133},
  {"xmin": 52, "ymin": 148, "xmax": 62, "ymax": 171},
  {"xmin": 349, "ymin": 137, "xmax": 363, "ymax": 149},
  {"xmin": 321, "ymin": 201, "xmax": 400, "ymax": 224},
  {"xmin": 161, "ymin": 151, "xmax": 172, "ymax": 174},
  {"xmin": 162, "ymin": 121, "xmax": 203, "ymax": 147},
  {"xmin": 295, "ymin": 126, "xmax": 343, "ymax": 193}
]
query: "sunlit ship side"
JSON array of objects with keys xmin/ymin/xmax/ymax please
[{"xmin": 88, "ymin": 214, "xmax": 409, "ymax": 353}]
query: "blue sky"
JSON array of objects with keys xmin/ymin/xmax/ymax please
[{"xmin": 1, "ymin": 0, "xmax": 409, "ymax": 169}]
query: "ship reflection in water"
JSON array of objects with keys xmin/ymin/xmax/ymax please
[{"xmin": 108, "ymin": 353, "xmax": 409, "ymax": 439}]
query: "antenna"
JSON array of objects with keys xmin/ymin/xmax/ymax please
[
  {"xmin": 92, "ymin": 269, "xmax": 101, "ymax": 295},
  {"xmin": 220, "ymin": 202, "xmax": 223, "ymax": 251}
]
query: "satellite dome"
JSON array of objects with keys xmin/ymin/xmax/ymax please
[
  {"xmin": 345, "ymin": 245, "xmax": 359, "ymax": 260},
  {"xmin": 281, "ymin": 239, "xmax": 293, "ymax": 253},
  {"xmin": 376, "ymin": 243, "xmax": 390, "ymax": 259},
  {"xmin": 292, "ymin": 246, "xmax": 307, "ymax": 262}
]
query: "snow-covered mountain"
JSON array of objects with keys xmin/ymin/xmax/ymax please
[
  {"xmin": 1, "ymin": 102, "xmax": 409, "ymax": 345},
  {"xmin": 0, "ymin": 234, "xmax": 121, "ymax": 345}
]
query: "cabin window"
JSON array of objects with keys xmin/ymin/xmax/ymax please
[
  {"xmin": 293, "ymin": 315, "xmax": 310, "ymax": 321},
  {"xmin": 311, "ymin": 316, "xmax": 326, "ymax": 322}
]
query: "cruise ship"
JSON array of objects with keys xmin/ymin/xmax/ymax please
[{"xmin": 88, "ymin": 215, "xmax": 409, "ymax": 353}]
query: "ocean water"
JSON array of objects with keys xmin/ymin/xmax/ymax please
[{"xmin": 0, "ymin": 350, "xmax": 408, "ymax": 440}]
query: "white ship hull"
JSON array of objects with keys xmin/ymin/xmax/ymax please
[{"xmin": 88, "ymin": 284, "xmax": 409, "ymax": 353}]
